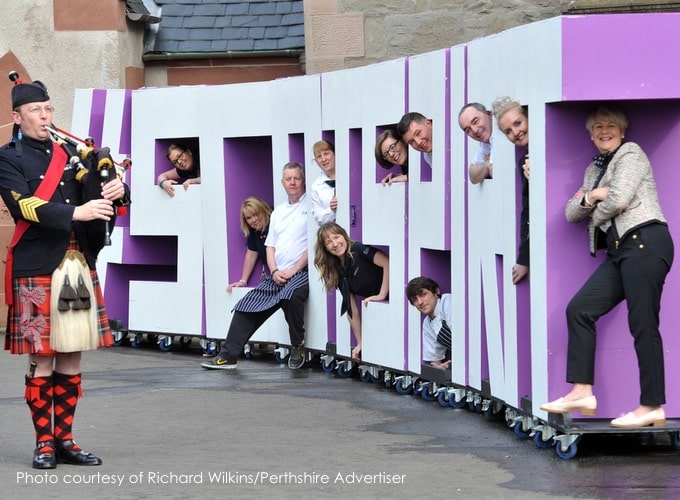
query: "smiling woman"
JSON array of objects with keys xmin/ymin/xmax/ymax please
[
  {"xmin": 157, "ymin": 142, "xmax": 201, "ymax": 197},
  {"xmin": 374, "ymin": 129, "xmax": 408, "ymax": 185},
  {"xmin": 491, "ymin": 96, "xmax": 531, "ymax": 285},
  {"xmin": 226, "ymin": 196, "xmax": 273, "ymax": 291},
  {"xmin": 542, "ymin": 105, "xmax": 674, "ymax": 429},
  {"xmin": 492, "ymin": 96, "xmax": 529, "ymax": 148},
  {"xmin": 314, "ymin": 222, "xmax": 389, "ymax": 361}
]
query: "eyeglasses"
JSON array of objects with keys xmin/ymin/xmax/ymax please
[
  {"xmin": 171, "ymin": 150, "xmax": 186, "ymax": 166},
  {"xmin": 25, "ymin": 106, "xmax": 55, "ymax": 115},
  {"xmin": 381, "ymin": 140, "xmax": 399, "ymax": 161}
]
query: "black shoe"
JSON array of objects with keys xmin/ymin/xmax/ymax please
[
  {"xmin": 56, "ymin": 439, "xmax": 102, "ymax": 466},
  {"xmin": 201, "ymin": 356, "xmax": 237, "ymax": 370},
  {"xmin": 288, "ymin": 343, "xmax": 305, "ymax": 369},
  {"xmin": 32, "ymin": 441, "xmax": 56, "ymax": 469}
]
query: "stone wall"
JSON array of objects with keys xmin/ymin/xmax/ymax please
[{"xmin": 302, "ymin": 0, "xmax": 680, "ymax": 73}]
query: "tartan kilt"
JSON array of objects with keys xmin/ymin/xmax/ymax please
[{"xmin": 4, "ymin": 269, "xmax": 113, "ymax": 355}]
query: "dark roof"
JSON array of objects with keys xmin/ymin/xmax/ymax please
[{"xmin": 150, "ymin": 0, "xmax": 304, "ymax": 53}]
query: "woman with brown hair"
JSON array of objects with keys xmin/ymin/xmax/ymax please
[{"xmin": 314, "ymin": 222, "xmax": 389, "ymax": 360}]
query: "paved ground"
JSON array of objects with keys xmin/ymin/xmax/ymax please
[{"xmin": 1, "ymin": 340, "xmax": 679, "ymax": 500}]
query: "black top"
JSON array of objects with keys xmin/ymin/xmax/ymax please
[
  {"xmin": 246, "ymin": 224, "xmax": 269, "ymax": 266},
  {"xmin": 175, "ymin": 162, "xmax": 199, "ymax": 180},
  {"xmin": 517, "ymin": 153, "xmax": 530, "ymax": 266},
  {"xmin": 335, "ymin": 241, "xmax": 384, "ymax": 317}
]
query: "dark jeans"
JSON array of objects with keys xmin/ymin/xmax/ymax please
[
  {"xmin": 218, "ymin": 283, "xmax": 308, "ymax": 361},
  {"xmin": 566, "ymin": 222, "xmax": 674, "ymax": 406}
]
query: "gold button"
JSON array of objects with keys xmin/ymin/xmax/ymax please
[
  {"xmin": 639, "ymin": 244, "xmax": 644, "ymax": 249},
  {"xmin": 632, "ymin": 234, "xmax": 637, "ymax": 239}
]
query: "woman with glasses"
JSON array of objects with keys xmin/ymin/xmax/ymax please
[
  {"xmin": 158, "ymin": 143, "xmax": 201, "ymax": 197},
  {"xmin": 375, "ymin": 130, "xmax": 408, "ymax": 185}
]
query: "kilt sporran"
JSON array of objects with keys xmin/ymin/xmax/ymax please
[{"xmin": 49, "ymin": 249, "xmax": 98, "ymax": 352}]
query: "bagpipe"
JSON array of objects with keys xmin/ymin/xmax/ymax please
[{"xmin": 9, "ymin": 71, "xmax": 131, "ymax": 247}]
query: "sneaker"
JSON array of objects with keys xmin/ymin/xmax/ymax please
[
  {"xmin": 287, "ymin": 343, "xmax": 305, "ymax": 369},
  {"xmin": 201, "ymin": 356, "xmax": 237, "ymax": 370}
]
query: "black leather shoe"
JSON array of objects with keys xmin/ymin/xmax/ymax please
[
  {"xmin": 56, "ymin": 439, "xmax": 102, "ymax": 466},
  {"xmin": 33, "ymin": 441, "xmax": 57, "ymax": 469}
]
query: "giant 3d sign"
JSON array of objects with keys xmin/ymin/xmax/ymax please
[{"xmin": 72, "ymin": 14, "xmax": 680, "ymax": 419}]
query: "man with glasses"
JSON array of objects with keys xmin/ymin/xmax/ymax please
[
  {"xmin": 458, "ymin": 103, "xmax": 494, "ymax": 184},
  {"xmin": 157, "ymin": 143, "xmax": 201, "ymax": 197},
  {"xmin": 0, "ymin": 77, "xmax": 130, "ymax": 469}
]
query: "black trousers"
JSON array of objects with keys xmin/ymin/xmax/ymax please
[
  {"xmin": 218, "ymin": 282, "xmax": 309, "ymax": 361},
  {"xmin": 566, "ymin": 223, "xmax": 674, "ymax": 406}
]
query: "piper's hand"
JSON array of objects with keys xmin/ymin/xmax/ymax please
[
  {"xmin": 101, "ymin": 177, "xmax": 125, "ymax": 201},
  {"xmin": 73, "ymin": 198, "xmax": 114, "ymax": 222},
  {"xmin": 522, "ymin": 156, "xmax": 530, "ymax": 181}
]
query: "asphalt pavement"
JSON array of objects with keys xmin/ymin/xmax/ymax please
[{"xmin": 1, "ymin": 339, "xmax": 679, "ymax": 499}]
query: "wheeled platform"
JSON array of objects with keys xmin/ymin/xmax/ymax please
[{"xmin": 533, "ymin": 413, "xmax": 680, "ymax": 459}]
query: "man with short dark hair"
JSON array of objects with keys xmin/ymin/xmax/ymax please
[
  {"xmin": 397, "ymin": 112, "xmax": 433, "ymax": 166},
  {"xmin": 406, "ymin": 276, "xmax": 452, "ymax": 368}
]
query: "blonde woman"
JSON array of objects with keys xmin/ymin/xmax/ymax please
[
  {"xmin": 227, "ymin": 196, "xmax": 273, "ymax": 291},
  {"xmin": 541, "ymin": 106, "xmax": 674, "ymax": 428},
  {"xmin": 492, "ymin": 96, "xmax": 530, "ymax": 284}
]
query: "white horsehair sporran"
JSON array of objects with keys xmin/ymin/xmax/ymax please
[{"xmin": 50, "ymin": 249, "xmax": 98, "ymax": 352}]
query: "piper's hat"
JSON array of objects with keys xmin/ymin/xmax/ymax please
[{"xmin": 11, "ymin": 80, "xmax": 49, "ymax": 109}]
